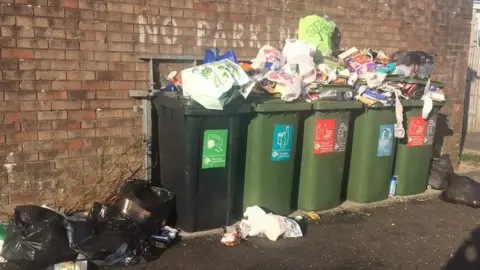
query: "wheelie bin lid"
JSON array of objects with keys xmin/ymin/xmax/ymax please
[
  {"xmin": 383, "ymin": 76, "xmax": 445, "ymax": 88},
  {"xmin": 401, "ymin": 99, "xmax": 445, "ymax": 108},
  {"xmin": 312, "ymin": 100, "xmax": 364, "ymax": 110},
  {"xmin": 307, "ymin": 84, "xmax": 354, "ymax": 93},
  {"xmin": 250, "ymin": 98, "xmax": 311, "ymax": 112},
  {"xmin": 153, "ymin": 91, "xmax": 251, "ymax": 116}
]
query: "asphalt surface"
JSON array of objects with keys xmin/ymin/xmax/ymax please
[{"xmin": 113, "ymin": 199, "xmax": 480, "ymax": 270}]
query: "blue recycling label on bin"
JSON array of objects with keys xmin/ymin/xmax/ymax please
[
  {"xmin": 377, "ymin": 124, "xmax": 394, "ymax": 157},
  {"xmin": 271, "ymin": 124, "xmax": 293, "ymax": 161}
]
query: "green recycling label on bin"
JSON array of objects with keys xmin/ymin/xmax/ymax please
[
  {"xmin": 202, "ymin": 129, "xmax": 228, "ymax": 169},
  {"xmin": 271, "ymin": 124, "xmax": 293, "ymax": 161}
]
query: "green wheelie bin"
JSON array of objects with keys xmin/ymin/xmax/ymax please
[
  {"xmin": 393, "ymin": 100, "xmax": 444, "ymax": 196},
  {"xmin": 298, "ymin": 100, "xmax": 363, "ymax": 211},
  {"xmin": 347, "ymin": 104, "xmax": 397, "ymax": 203},
  {"xmin": 242, "ymin": 99, "xmax": 311, "ymax": 215}
]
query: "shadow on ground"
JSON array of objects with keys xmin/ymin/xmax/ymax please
[{"xmin": 445, "ymin": 226, "xmax": 480, "ymax": 270}]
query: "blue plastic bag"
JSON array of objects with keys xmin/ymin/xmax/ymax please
[{"xmin": 203, "ymin": 48, "xmax": 237, "ymax": 64}]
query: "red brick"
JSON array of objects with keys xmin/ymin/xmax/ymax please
[
  {"xmin": 36, "ymin": 71, "xmax": 66, "ymax": 80},
  {"xmin": 54, "ymin": 139, "xmax": 83, "ymax": 150},
  {"xmin": 10, "ymin": 191, "xmax": 39, "ymax": 204},
  {"xmin": 65, "ymin": 30, "xmax": 85, "ymax": 40},
  {"xmin": 38, "ymin": 111, "xmax": 68, "ymax": 120},
  {"xmin": 67, "ymin": 129, "xmax": 95, "ymax": 138},
  {"xmin": 5, "ymin": 92, "xmax": 37, "ymax": 101},
  {"xmin": 53, "ymin": 120, "xmax": 81, "ymax": 130},
  {"xmin": 0, "ymin": 81, "xmax": 20, "ymax": 92},
  {"xmin": 3, "ymin": 5, "xmax": 33, "ymax": 15},
  {"xmin": 109, "ymin": 81, "xmax": 135, "ymax": 90},
  {"xmin": 38, "ymin": 91, "xmax": 68, "ymax": 100},
  {"xmin": 52, "ymin": 101, "xmax": 82, "ymax": 110},
  {"xmin": 110, "ymin": 62, "xmax": 135, "ymax": 71},
  {"xmin": 2, "ymin": 48, "xmax": 34, "ymax": 59},
  {"xmin": 79, "ymin": 20, "xmax": 106, "ymax": 31},
  {"xmin": 38, "ymin": 130, "xmax": 67, "ymax": 140},
  {"xmin": 48, "ymin": 18, "xmax": 79, "ymax": 29},
  {"xmin": 82, "ymin": 100, "xmax": 109, "ymax": 109},
  {"xmin": 95, "ymin": 11, "xmax": 121, "ymax": 21},
  {"xmin": 17, "ymin": 38, "xmax": 48, "ymax": 49},
  {"xmin": 0, "ymin": 37, "xmax": 16, "ymax": 47},
  {"xmin": 96, "ymin": 91, "xmax": 127, "ymax": 99},
  {"xmin": 68, "ymin": 90, "xmax": 95, "ymax": 100},
  {"xmin": 22, "ymin": 141, "xmax": 54, "ymax": 151},
  {"xmin": 21, "ymin": 101, "xmax": 52, "ymax": 111},
  {"xmin": 35, "ymin": 49, "xmax": 65, "ymax": 59},
  {"xmin": 1, "ymin": 26, "xmax": 34, "ymax": 37},
  {"xmin": 49, "ymin": 39, "xmax": 80, "ymax": 50},
  {"xmin": 5, "ymin": 112, "xmax": 37, "ymax": 122},
  {"xmin": 34, "ymin": 6, "xmax": 65, "ymax": 17},
  {"xmin": 6, "ymin": 131, "xmax": 37, "ymax": 142},
  {"xmin": 3, "ymin": 70, "xmax": 35, "ymax": 80},
  {"xmin": 39, "ymin": 149, "xmax": 69, "ymax": 160},
  {"xmin": 79, "ymin": 41, "xmax": 107, "ymax": 51},
  {"xmin": 2, "ymin": 122, "xmax": 21, "ymax": 133},
  {"xmin": 65, "ymin": 9, "xmax": 94, "ymax": 20},
  {"xmin": 81, "ymin": 80, "xmax": 109, "ymax": 90},
  {"xmin": 66, "ymin": 51, "xmax": 94, "ymax": 60},
  {"xmin": 68, "ymin": 110, "xmax": 96, "ymax": 120},
  {"xmin": 108, "ymin": 100, "xmax": 135, "ymax": 109},
  {"xmin": 107, "ymin": 42, "xmax": 134, "ymax": 52},
  {"xmin": 61, "ymin": 0, "xmax": 78, "ymax": 8},
  {"xmin": 50, "ymin": 60, "xmax": 80, "ymax": 70},
  {"xmin": 0, "ymin": 59, "xmax": 18, "ymax": 69},
  {"xmin": 80, "ymin": 61, "xmax": 108, "ymax": 71},
  {"xmin": 0, "ymin": 15, "xmax": 16, "ymax": 26},
  {"xmin": 67, "ymin": 71, "xmax": 95, "ymax": 80},
  {"xmin": 52, "ymin": 81, "xmax": 81, "ymax": 90},
  {"xmin": 21, "ymin": 121, "xmax": 52, "ymax": 131},
  {"xmin": 94, "ymin": 51, "xmax": 121, "ymax": 61},
  {"xmin": 19, "ymin": 59, "xmax": 50, "ymax": 70},
  {"xmin": 34, "ymin": 29, "xmax": 65, "ymax": 40},
  {"xmin": 20, "ymin": 81, "xmax": 51, "ymax": 91},
  {"xmin": 96, "ymin": 71, "xmax": 122, "ymax": 80},
  {"xmin": 96, "ymin": 109, "xmax": 123, "ymax": 118},
  {"xmin": 95, "ymin": 127, "xmax": 123, "ymax": 137}
]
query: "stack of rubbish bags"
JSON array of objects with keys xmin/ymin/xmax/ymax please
[
  {"xmin": 159, "ymin": 14, "xmax": 446, "ymax": 122},
  {"xmin": 0, "ymin": 181, "xmax": 176, "ymax": 270}
]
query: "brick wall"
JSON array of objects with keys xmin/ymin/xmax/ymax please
[{"xmin": 0, "ymin": 0, "xmax": 472, "ymax": 214}]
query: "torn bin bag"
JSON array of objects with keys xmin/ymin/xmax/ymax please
[
  {"xmin": 1, "ymin": 205, "xmax": 77, "ymax": 269},
  {"xmin": 66, "ymin": 203, "xmax": 153, "ymax": 267}
]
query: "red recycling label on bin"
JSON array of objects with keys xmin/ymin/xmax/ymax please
[
  {"xmin": 407, "ymin": 116, "xmax": 426, "ymax": 147},
  {"xmin": 313, "ymin": 119, "xmax": 336, "ymax": 154}
]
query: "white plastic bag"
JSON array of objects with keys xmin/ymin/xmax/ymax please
[
  {"xmin": 282, "ymin": 39, "xmax": 317, "ymax": 85},
  {"xmin": 251, "ymin": 45, "xmax": 284, "ymax": 71},
  {"xmin": 181, "ymin": 59, "xmax": 254, "ymax": 110},
  {"xmin": 239, "ymin": 205, "xmax": 303, "ymax": 242}
]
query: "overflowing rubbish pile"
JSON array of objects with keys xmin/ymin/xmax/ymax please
[
  {"xmin": 0, "ymin": 181, "xmax": 176, "ymax": 270},
  {"xmin": 158, "ymin": 14, "xmax": 445, "ymax": 118}
]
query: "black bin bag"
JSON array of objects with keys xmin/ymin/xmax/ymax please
[
  {"xmin": 1, "ymin": 205, "xmax": 78, "ymax": 269},
  {"xmin": 442, "ymin": 174, "xmax": 480, "ymax": 208},
  {"xmin": 428, "ymin": 155, "xmax": 454, "ymax": 190}
]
